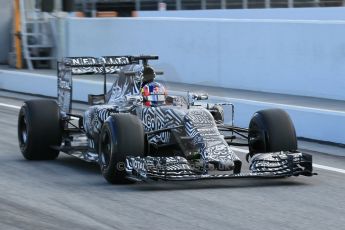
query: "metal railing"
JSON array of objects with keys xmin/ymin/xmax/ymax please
[
  {"xmin": 74, "ymin": 0, "xmax": 345, "ymax": 12},
  {"xmin": 132, "ymin": 0, "xmax": 344, "ymax": 10}
]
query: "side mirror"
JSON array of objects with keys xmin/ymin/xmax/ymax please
[
  {"xmin": 187, "ymin": 91, "xmax": 208, "ymax": 108},
  {"xmin": 192, "ymin": 93, "xmax": 208, "ymax": 100}
]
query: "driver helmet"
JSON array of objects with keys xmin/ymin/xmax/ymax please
[{"xmin": 141, "ymin": 82, "xmax": 167, "ymax": 107}]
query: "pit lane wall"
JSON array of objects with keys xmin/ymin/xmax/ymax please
[
  {"xmin": 1, "ymin": 70, "xmax": 345, "ymax": 145},
  {"xmin": 63, "ymin": 17, "xmax": 345, "ymax": 101}
]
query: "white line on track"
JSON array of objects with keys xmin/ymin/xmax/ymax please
[
  {"xmin": 0, "ymin": 102, "xmax": 21, "ymax": 110},
  {"xmin": 312, "ymin": 164, "xmax": 345, "ymax": 174},
  {"xmin": 0, "ymin": 102, "xmax": 344, "ymax": 174}
]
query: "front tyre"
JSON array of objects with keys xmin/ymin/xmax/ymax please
[
  {"xmin": 248, "ymin": 108, "xmax": 297, "ymax": 155},
  {"xmin": 99, "ymin": 114, "xmax": 145, "ymax": 184},
  {"xmin": 18, "ymin": 100, "xmax": 62, "ymax": 160}
]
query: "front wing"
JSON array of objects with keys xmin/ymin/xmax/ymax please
[{"xmin": 125, "ymin": 151, "xmax": 314, "ymax": 182}]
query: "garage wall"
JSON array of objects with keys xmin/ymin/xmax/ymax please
[{"xmin": 64, "ymin": 17, "xmax": 345, "ymax": 101}]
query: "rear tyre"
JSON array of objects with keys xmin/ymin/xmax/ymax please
[
  {"xmin": 98, "ymin": 114, "xmax": 145, "ymax": 184},
  {"xmin": 248, "ymin": 108, "xmax": 297, "ymax": 155},
  {"xmin": 18, "ymin": 100, "xmax": 62, "ymax": 160}
]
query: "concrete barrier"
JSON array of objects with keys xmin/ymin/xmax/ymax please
[
  {"xmin": 63, "ymin": 17, "xmax": 345, "ymax": 101},
  {"xmin": 0, "ymin": 69, "xmax": 107, "ymax": 102},
  {"xmin": 1, "ymin": 69, "xmax": 344, "ymax": 144}
]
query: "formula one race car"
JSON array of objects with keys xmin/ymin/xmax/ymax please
[{"xmin": 17, "ymin": 55, "xmax": 314, "ymax": 184}]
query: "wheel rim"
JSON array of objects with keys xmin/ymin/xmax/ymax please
[
  {"xmin": 248, "ymin": 125, "xmax": 267, "ymax": 154},
  {"xmin": 20, "ymin": 117, "xmax": 28, "ymax": 146},
  {"xmin": 100, "ymin": 131, "xmax": 111, "ymax": 168}
]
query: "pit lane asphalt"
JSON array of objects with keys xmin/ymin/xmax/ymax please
[{"xmin": 0, "ymin": 92, "xmax": 344, "ymax": 230}]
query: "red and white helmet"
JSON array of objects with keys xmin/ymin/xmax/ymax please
[{"xmin": 141, "ymin": 82, "xmax": 167, "ymax": 107}]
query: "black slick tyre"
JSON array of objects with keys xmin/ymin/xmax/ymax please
[
  {"xmin": 248, "ymin": 108, "xmax": 297, "ymax": 155},
  {"xmin": 18, "ymin": 100, "xmax": 62, "ymax": 160},
  {"xmin": 98, "ymin": 113, "xmax": 145, "ymax": 184}
]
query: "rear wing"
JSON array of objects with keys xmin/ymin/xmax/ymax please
[{"xmin": 57, "ymin": 55, "xmax": 158, "ymax": 113}]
